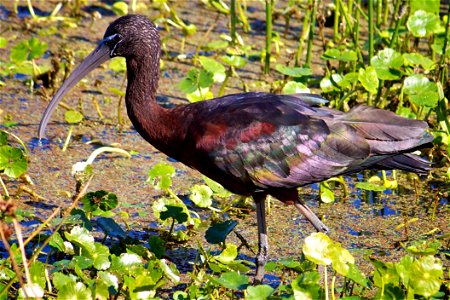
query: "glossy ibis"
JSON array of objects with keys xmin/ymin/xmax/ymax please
[{"xmin": 39, "ymin": 15, "xmax": 432, "ymax": 283}]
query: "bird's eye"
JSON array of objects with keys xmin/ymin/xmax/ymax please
[{"xmin": 103, "ymin": 33, "xmax": 123, "ymax": 56}]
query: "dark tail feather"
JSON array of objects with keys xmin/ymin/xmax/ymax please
[{"xmin": 375, "ymin": 153, "xmax": 431, "ymax": 175}]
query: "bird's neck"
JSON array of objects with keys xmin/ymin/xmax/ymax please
[{"xmin": 125, "ymin": 56, "xmax": 183, "ymax": 151}]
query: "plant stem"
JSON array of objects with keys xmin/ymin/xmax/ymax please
[
  {"xmin": 305, "ymin": 0, "xmax": 317, "ymax": 68},
  {"xmin": 264, "ymin": 0, "xmax": 273, "ymax": 74},
  {"xmin": 26, "ymin": 0, "xmax": 37, "ymax": 20},
  {"xmin": 62, "ymin": 125, "xmax": 74, "ymax": 152},
  {"xmin": 0, "ymin": 176, "xmax": 8, "ymax": 198},
  {"xmin": 295, "ymin": 0, "xmax": 311, "ymax": 67},
  {"xmin": 333, "ymin": 0, "xmax": 340, "ymax": 42},
  {"xmin": 368, "ymin": 0, "xmax": 374, "ymax": 63},
  {"xmin": 230, "ymin": 0, "xmax": 237, "ymax": 46}
]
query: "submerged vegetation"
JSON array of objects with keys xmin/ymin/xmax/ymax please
[{"xmin": 0, "ymin": 0, "xmax": 449, "ymax": 299}]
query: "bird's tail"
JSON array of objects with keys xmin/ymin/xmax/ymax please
[{"xmin": 375, "ymin": 153, "xmax": 431, "ymax": 175}]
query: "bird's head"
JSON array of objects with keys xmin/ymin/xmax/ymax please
[{"xmin": 38, "ymin": 15, "xmax": 159, "ymax": 139}]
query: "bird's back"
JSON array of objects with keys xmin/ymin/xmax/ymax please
[{"xmin": 172, "ymin": 93, "xmax": 432, "ymax": 196}]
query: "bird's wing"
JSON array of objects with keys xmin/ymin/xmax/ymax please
[{"xmin": 186, "ymin": 92, "xmax": 375, "ymax": 190}]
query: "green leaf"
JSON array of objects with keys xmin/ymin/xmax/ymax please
[
  {"xmin": 57, "ymin": 281, "xmax": 92, "ymax": 300},
  {"xmin": 214, "ymin": 271, "xmax": 248, "ymax": 290},
  {"xmin": 355, "ymin": 181, "xmax": 386, "ymax": 192},
  {"xmin": 221, "ymin": 55, "xmax": 247, "ymax": 68},
  {"xmin": 158, "ymin": 258, "xmax": 180, "ymax": 283},
  {"xmin": 64, "ymin": 226, "xmax": 95, "ymax": 253},
  {"xmin": 110, "ymin": 253, "xmax": 144, "ymax": 276},
  {"xmin": 215, "ymin": 243, "xmax": 238, "ymax": 264},
  {"xmin": 202, "ymin": 176, "xmax": 232, "ymax": 197},
  {"xmin": 403, "ymin": 53, "xmax": 435, "ymax": 70},
  {"xmin": 147, "ymin": 162, "xmax": 175, "ymax": 190},
  {"xmin": 29, "ymin": 261, "xmax": 46, "ymax": 289},
  {"xmin": 28, "ymin": 37, "xmax": 48, "ymax": 60},
  {"xmin": 64, "ymin": 110, "xmax": 83, "ymax": 124},
  {"xmin": 371, "ymin": 258, "xmax": 399, "ymax": 288},
  {"xmin": 282, "ymin": 81, "xmax": 310, "ymax": 94},
  {"xmin": 190, "ymin": 184, "xmax": 213, "ymax": 208},
  {"xmin": 49, "ymin": 231, "xmax": 65, "ymax": 252},
  {"xmin": 160, "ymin": 205, "xmax": 188, "ymax": 224},
  {"xmin": 410, "ymin": 0, "xmax": 440, "ymax": 14},
  {"xmin": 358, "ymin": 66, "xmax": 379, "ymax": 94},
  {"xmin": 408, "ymin": 255, "xmax": 443, "ymax": 298},
  {"xmin": 92, "ymin": 243, "xmax": 111, "ymax": 270},
  {"xmin": 0, "ymin": 145, "xmax": 28, "ymax": 178},
  {"xmin": 82, "ymin": 190, "xmax": 118, "ymax": 213},
  {"xmin": 303, "ymin": 232, "xmax": 333, "ymax": 265},
  {"xmin": 403, "ymin": 74, "xmax": 439, "ymax": 108},
  {"xmin": 275, "ymin": 64, "xmax": 312, "ymax": 77},
  {"xmin": 10, "ymin": 40, "xmax": 29, "ymax": 63},
  {"xmin": 198, "ymin": 56, "xmax": 226, "ymax": 83},
  {"xmin": 112, "ymin": 1, "xmax": 128, "ymax": 16},
  {"xmin": 149, "ymin": 235, "xmax": 166, "ymax": 258},
  {"xmin": 245, "ymin": 285, "xmax": 274, "ymax": 299},
  {"xmin": 97, "ymin": 217, "xmax": 126, "ymax": 239},
  {"xmin": 371, "ymin": 48, "xmax": 403, "ymax": 80},
  {"xmin": 319, "ymin": 181, "xmax": 335, "ymax": 204},
  {"xmin": 205, "ymin": 219, "xmax": 238, "ymax": 244},
  {"xmin": 177, "ymin": 68, "xmax": 214, "ymax": 94},
  {"xmin": 291, "ymin": 272, "xmax": 323, "ymax": 300},
  {"xmin": 407, "ymin": 10, "xmax": 440, "ymax": 37},
  {"xmin": 321, "ymin": 48, "xmax": 357, "ymax": 62},
  {"xmin": 52, "ymin": 272, "xmax": 76, "ymax": 291}
]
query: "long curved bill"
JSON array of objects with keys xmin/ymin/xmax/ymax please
[{"xmin": 38, "ymin": 41, "xmax": 112, "ymax": 140}]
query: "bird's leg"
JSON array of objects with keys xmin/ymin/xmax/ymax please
[
  {"xmin": 253, "ymin": 194, "xmax": 268, "ymax": 285},
  {"xmin": 293, "ymin": 198, "xmax": 329, "ymax": 233}
]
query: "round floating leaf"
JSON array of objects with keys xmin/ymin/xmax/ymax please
[
  {"xmin": 64, "ymin": 226, "xmax": 95, "ymax": 253},
  {"xmin": 245, "ymin": 285, "xmax": 274, "ymax": 300},
  {"xmin": 82, "ymin": 190, "xmax": 118, "ymax": 213},
  {"xmin": 303, "ymin": 232, "xmax": 333, "ymax": 265},
  {"xmin": 0, "ymin": 145, "xmax": 28, "ymax": 178},
  {"xmin": 358, "ymin": 66, "xmax": 379, "ymax": 94},
  {"xmin": 57, "ymin": 282, "xmax": 92, "ymax": 300},
  {"xmin": 371, "ymin": 48, "xmax": 404, "ymax": 80},
  {"xmin": 147, "ymin": 162, "xmax": 175, "ymax": 190},
  {"xmin": 408, "ymin": 255, "xmax": 443, "ymax": 298},
  {"xmin": 29, "ymin": 261, "xmax": 46, "ymax": 290},
  {"xmin": 160, "ymin": 205, "xmax": 188, "ymax": 224},
  {"xmin": 205, "ymin": 219, "xmax": 238, "ymax": 244},
  {"xmin": 64, "ymin": 110, "xmax": 83, "ymax": 124},
  {"xmin": 403, "ymin": 75, "xmax": 439, "ymax": 108},
  {"xmin": 92, "ymin": 243, "xmax": 111, "ymax": 270},
  {"xmin": 214, "ymin": 271, "xmax": 248, "ymax": 290},
  {"xmin": 407, "ymin": 10, "xmax": 440, "ymax": 38},
  {"xmin": 275, "ymin": 64, "xmax": 312, "ymax": 77},
  {"xmin": 190, "ymin": 184, "xmax": 213, "ymax": 208}
]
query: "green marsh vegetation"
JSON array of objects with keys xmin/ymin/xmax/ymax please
[{"xmin": 0, "ymin": 0, "xmax": 449, "ymax": 298}]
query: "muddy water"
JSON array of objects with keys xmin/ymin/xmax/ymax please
[{"xmin": 0, "ymin": 1, "xmax": 448, "ymax": 282}]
